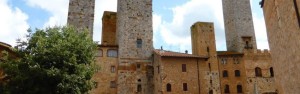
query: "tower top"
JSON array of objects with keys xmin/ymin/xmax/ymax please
[
  {"xmin": 67, "ymin": 0, "xmax": 95, "ymax": 37},
  {"xmin": 222, "ymin": 0, "xmax": 257, "ymax": 52}
]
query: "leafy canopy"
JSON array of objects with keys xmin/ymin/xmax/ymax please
[{"xmin": 0, "ymin": 26, "xmax": 97, "ymax": 94}]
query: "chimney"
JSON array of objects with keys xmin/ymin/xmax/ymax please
[{"xmin": 185, "ymin": 50, "xmax": 188, "ymax": 54}]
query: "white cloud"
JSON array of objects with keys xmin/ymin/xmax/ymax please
[
  {"xmin": 0, "ymin": 0, "xmax": 29, "ymax": 46},
  {"xmin": 154, "ymin": 0, "xmax": 269, "ymax": 52},
  {"xmin": 154, "ymin": 0, "xmax": 226, "ymax": 52},
  {"xmin": 26, "ymin": 0, "xmax": 69, "ymax": 27}
]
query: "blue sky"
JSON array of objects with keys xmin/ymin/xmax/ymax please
[{"xmin": 0, "ymin": 0, "xmax": 268, "ymax": 53}]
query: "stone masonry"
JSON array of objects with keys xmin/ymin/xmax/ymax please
[
  {"xmin": 191, "ymin": 22, "xmax": 221, "ymax": 94},
  {"xmin": 116, "ymin": 0, "xmax": 153, "ymax": 94},
  {"xmin": 261, "ymin": 0, "xmax": 300, "ymax": 93},
  {"xmin": 222, "ymin": 0, "xmax": 257, "ymax": 53},
  {"xmin": 102, "ymin": 11, "xmax": 117, "ymax": 45},
  {"xmin": 67, "ymin": 0, "xmax": 95, "ymax": 36}
]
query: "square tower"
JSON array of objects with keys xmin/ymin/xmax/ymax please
[
  {"xmin": 102, "ymin": 11, "xmax": 117, "ymax": 45},
  {"xmin": 67, "ymin": 0, "xmax": 95, "ymax": 36},
  {"xmin": 223, "ymin": 0, "xmax": 257, "ymax": 52},
  {"xmin": 116, "ymin": 0, "xmax": 153, "ymax": 94},
  {"xmin": 191, "ymin": 22, "xmax": 221, "ymax": 94}
]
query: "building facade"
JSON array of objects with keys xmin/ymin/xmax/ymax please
[
  {"xmin": 261, "ymin": 0, "xmax": 300, "ymax": 93},
  {"xmin": 65, "ymin": 0, "xmax": 279, "ymax": 94}
]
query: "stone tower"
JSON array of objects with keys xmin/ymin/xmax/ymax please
[
  {"xmin": 116, "ymin": 0, "xmax": 153, "ymax": 94},
  {"xmin": 222, "ymin": 0, "xmax": 257, "ymax": 52},
  {"xmin": 261, "ymin": 0, "xmax": 300, "ymax": 93},
  {"xmin": 67, "ymin": 0, "xmax": 95, "ymax": 36},
  {"xmin": 191, "ymin": 22, "xmax": 221, "ymax": 94},
  {"xmin": 102, "ymin": 11, "xmax": 117, "ymax": 45}
]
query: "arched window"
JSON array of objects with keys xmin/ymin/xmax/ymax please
[
  {"xmin": 237, "ymin": 85, "xmax": 243, "ymax": 93},
  {"xmin": 255, "ymin": 67, "xmax": 262, "ymax": 77},
  {"xmin": 225, "ymin": 84, "xmax": 230, "ymax": 93},
  {"xmin": 235, "ymin": 70, "xmax": 241, "ymax": 77},
  {"xmin": 107, "ymin": 49, "xmax": 118, "ymax": 57},
  {"xmin": 270, "ymin": 67, "xmax": 274, "ymax": 77},
  {"xmin": 223, "ymin": 70, "xmax": 228, "ymax": 77},
  {"xmin": 166, "ymin": 83, "xmax": 171, "ymax": 92}
]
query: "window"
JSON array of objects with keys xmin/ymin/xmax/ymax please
[
  {"xmin": 237, "ymin": 85, "xmax": 243, "ymax": 93},
  {"xmin": 137, "ymin": 64, "xmax": 141, "ymax": 69},
  {"xmin": 207, "ymin": 47, "xmax": 210, "ymax": 53},
  {"xmin": 234, "ymin": 58, "xmax": 240, "ymax": 64},
  {"xmin": 182, "ymin": 64, "xmax": 187, "ymax": 72},
  {"xmin": 221, "ymin": 58, "xmax": 227, "ymax": 65},
  {"xmin": 110, "ymin": 81, "xmax": 116, "ymax": 88},
  {"xmin": 235, "ymin": 70, "xmax": 241, "ymax": 77},
  {"xmin": 209, "ymin": 90, "xmax": 213, "ymax": 94},
  {"xmin": 137, "ymin": 79, "xmax": 142, "ymax": 92},
  {"xmin": 111, "ymin": 66, "xmax": 115, "ymax": 73},
  {"xmin": 166, "ymin": 83, "xmax": 171, "ymax": 92},
  {"xmin": 223, "ymin": 70, "xmax": 228, "ymax": 77},
  {"xmin": 107, "ymin": 49, "xmax": 118, "ymax": 57},
  {"xmin": 270, "ymin": 67, "xmax": 274, "ymax": 77},
  {"xmin": 96, "ymin": 49, "xmax": 103, "ymax": 57},
  {"xmin": 255, "ymin": 67, "xmax": 262, "ymax": 77},
  {"xmin": 137, "ymin": 39, "xmax": 142, "ymax": 48},
  {"xmin": 137, "ymin": 84, "xmax": 142, "ymax": 92},
  {"xmin": 183, "ymin": 83, "xmax": 188, "ymax": 91},
  {"xmin": 225, "ymin": 84, "xmax": 230, "ymax": 93}
]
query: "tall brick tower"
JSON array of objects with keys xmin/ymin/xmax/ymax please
[
  {"xmin": 222, "ymin": 0, "xmax": 257, "ymax": 52},
  {"xmin": 116, "ymin": 0, "xmax": 153, "ymax": 94},
  {"xmin": 191, "ymin": 22, "xmax": 221, "ymax": 94},
  {"xmin": 67, "ymin": 0, "xmax": 95, "ymax": 36}
]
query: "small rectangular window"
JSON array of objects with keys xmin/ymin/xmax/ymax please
[
  {"xmin": 137, "ymin": 64, "xmax": 141, "ymax": 69},
  {"xmin": 182, "ymin": 64, "xmax": 186, "ymax": 72},
  {"xmin": 110, "ymin": 81, "xmax": 116, "ymax": 88},
  {"xmin": 111, "ymin": 66, "xmax": 115, "ymax": 73},
  {"xmin": 107, "ymin": 49, "xmax": 118, "ymax": 57},
  {"xmin": 137, "ymin": 39, "xmax": 142, "ymax": 48},
  {"xmin": 137, "ymin": 84, "xmax": 142, "ymax": 92},
  {"xmin": 183, "ymin": 83, "xmax": 188, "ymax": 91}
]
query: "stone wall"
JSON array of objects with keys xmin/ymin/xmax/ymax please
[
  {"xmin": 218, "ymin": 54, "xmax": 247, "ymax": 94},
  {"xmin": 102, "ymin": 11, "xmax": 117, "ymax": 45},
  {"xmin": 116, "ymin": 0, "xmax": 153, "ymax": 93},
  {"xmin": 243, "ymin": 49, "xmax": 276, "ymax": 94},
  {"xmin": 222, "ymin": 0, "xmax": 257, "ymax": 52},
  {"xmin": 67, "ymin": 0, "xmax": 95, "ymax": 36},
  {"xmin": 262, "ymin": 0, "xmax": 300, "ymax": 93},
  {"xmin": 90, "ymin": 46, "xmax": 118, "ymax": 94}
]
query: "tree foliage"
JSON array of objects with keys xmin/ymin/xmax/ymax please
[{"xmin": 0, "ymin": 26, "xmax": 97, "ymax": 94}]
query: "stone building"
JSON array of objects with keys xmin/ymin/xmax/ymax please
[
  {"xmin": 65, "ymin": 0, "xmax": 279, "ymax": 94},
  {"xmin": 261, "ymin": 0, "xmax": 300, "ymax": 93}
]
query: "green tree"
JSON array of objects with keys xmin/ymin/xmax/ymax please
[{"xmin": 0, "ymin": 26, "xmax": 97, "ymax": 94}]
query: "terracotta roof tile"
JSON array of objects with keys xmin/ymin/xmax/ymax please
[{"xmin": 154, "ymin": 49, "xmax": 208, "ymax": 58}]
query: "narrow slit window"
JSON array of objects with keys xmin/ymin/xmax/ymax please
[{"xmin": 137, "ymin": 39, "xmax": 142, "ymax": 48}]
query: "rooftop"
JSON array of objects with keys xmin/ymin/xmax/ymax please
[{"xmin": 154, "ymin": 49, "xmax": 208, "ymax": 58}]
